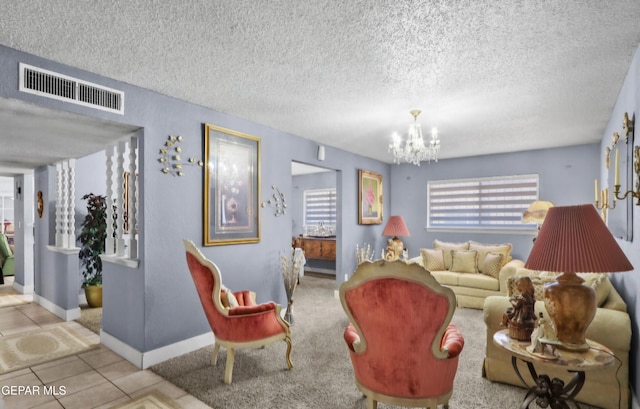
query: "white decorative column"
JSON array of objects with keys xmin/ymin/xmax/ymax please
[
  {"xmin": 105, "ymin": 146, "xmax": 115, "ymax": 256},
  {"xmin": 128, "ymin": 136, "xmax": 138, "ymax": 259},
  {"xmin": 67, "ymin": 159, "xmax": 76, "ymax": 246},
  {"xmin": 55, "ymin": 163, "xmax": 63, "ymax": 247},
  {"xmin": 61, "ymin": 161, "xmax": 69, "ymax": 248},
  {"xmin": 115, "ymin": 140, "xmax": 126, "ymax": 257}
]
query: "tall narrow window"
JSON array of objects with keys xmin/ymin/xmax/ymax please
[
  {"xmin": 304, "ymin": 188, "xmax": 337, "ymax": 229},
  {"xmin": 427, "ymin": 174, "xmax": 539, "ymax": 231}
]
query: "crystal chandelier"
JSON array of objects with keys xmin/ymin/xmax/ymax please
[{"xmin": 388, "ymin": 110, "xmax": 440, "ymax": 166}]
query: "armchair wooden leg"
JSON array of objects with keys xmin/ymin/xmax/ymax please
[
  {"xmin": 223, "ymin": 348, "xmax": 235, "ymax": 384},
  {"xmin": 284, "ymin": 335, "xmax": 293, "ymax": 369},
  {"xmin": 367, "ymin": 396, "xmax": 377, "ymax": 409},
  {"xmin": 211, "ymin": 343, "xmax": 221, "ymax": 366}
]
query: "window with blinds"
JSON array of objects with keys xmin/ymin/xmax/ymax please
[
  {"xmin": 427, "ymin": 174, "xmax": 539, "ymax": 231},
  {"xmin": 303, "ymin": 188, "xmax": 337, "ymax": 227}
]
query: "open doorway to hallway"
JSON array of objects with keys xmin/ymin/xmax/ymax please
[{"xmin": 291, "ymin": 161, "xmax": 338, "ymax": 281}]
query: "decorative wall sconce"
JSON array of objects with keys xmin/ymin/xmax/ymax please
[
  {"xmin": 594, "ymin": 182, "xmax": 615, "ymax": 222},
  {"xmin": 159, "ymin": 135, "xmax": 203, "ymax": 176},
  {"xmin": 261, "ymin": 185, "xmax": 287, "ymax": 216},
  {"xmin": 614, "ymin": 144, "xmax": 640, "ymax": 205}
]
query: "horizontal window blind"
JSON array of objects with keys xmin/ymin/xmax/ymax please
[
  {"xmin": 304, "ymin": 188, "xmax": 337, "ymax": 226},
  {"xmin": 428, "ymin": 174, "xmax": 538, "ymax": 230}
]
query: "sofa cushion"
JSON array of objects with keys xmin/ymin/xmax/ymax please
[
  {"xmin": 430, "ymin": 271, "xmax": 460, "ymax": 286},
  {"xmin": 482, "ymin": 252, "xmax": 504, "ymax": 279},
  {"xmin": 420, "ymin": 248, "xmax": 445, "ymax": 271},
  {"xmin": 434, "ymin": 240, "xmax": 470, "ymax": 269},
  {"xmin": 458, "ymin": 272, "xmax": 500, "ymax": 291},
  {"xmin": 450, "ymin": 249, "xmax": 478, "ymax": 274},
  {"xmin": 469, "ymin": 241, "xmax": 512, "ymax": 273}
]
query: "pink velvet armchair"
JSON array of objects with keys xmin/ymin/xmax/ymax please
[
  {"xmin": 340, "ymin": 260, "xmax": 464, "ymax": 409},
  {"xmin": 183, "ymin": 239, "xmax": 293, "ymax": 384}
]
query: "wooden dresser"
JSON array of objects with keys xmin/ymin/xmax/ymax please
[{"xmin": 294, "ymin": 236, "xmax": 336, "ymax": 262}]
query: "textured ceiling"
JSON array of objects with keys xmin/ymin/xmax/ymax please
[{"xmin": 1, "ymin": 0, "xmax": 640, "ymax": 173}]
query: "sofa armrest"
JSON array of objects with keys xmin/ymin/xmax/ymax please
[{"xmin": 497, "ymin": 259, "xmax": 525, "ymax": 294}]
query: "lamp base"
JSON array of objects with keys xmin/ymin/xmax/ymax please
[
  {"xmin": 385, "ymin": 237, "xmax": 404, "ymax": 261},
  {"xmin": 544, "ymin": 272, "xmax": 596, "ymax": 351}
]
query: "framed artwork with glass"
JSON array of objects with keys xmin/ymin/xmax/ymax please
[
  {"xmin": 358, "ymin": 169, "xmax": 383, "ymax": 225},
  {"xmin": 204, "ymin": 123, "xmax": 261, "ymax": 246}
]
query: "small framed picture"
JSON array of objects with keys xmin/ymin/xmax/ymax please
[{"xmin": 358, "ymin": 169, "xmax": 383, "ymax": 225}]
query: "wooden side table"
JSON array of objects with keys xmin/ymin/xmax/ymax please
[{"xmin": 493, "ymin": 329, "xmax": 615, "ymax": 409}]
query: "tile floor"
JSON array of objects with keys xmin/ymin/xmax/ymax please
[{"xmin": 0, "ymin": 278, "xmax": 212, "ymax": 409}]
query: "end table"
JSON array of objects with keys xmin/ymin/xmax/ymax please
[{"xmin": 493, "ymin": 329, "xmax": 615, "ymax": 408}]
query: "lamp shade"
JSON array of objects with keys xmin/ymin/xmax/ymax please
[
  {"xmin": 382, "ymin": 215, "xmax": 410, "ymax": 238},
  {"xmin": 525, "ymin": 204, "xmax": 632, "ymax": 273},
  {"xmin": 522, "ymin": 200, "xmax": 554, "ymax": 224}
]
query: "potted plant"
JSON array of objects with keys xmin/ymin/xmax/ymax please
[{"xmin": 78, "ymin": 193, "xmax": 107, "ymax": 308}]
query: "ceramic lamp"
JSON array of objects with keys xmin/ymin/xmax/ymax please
[
  {"xmin": 525, "ymin": 204, "xmax": 633, "ymax": 350},
  {"xmin": 382, "ymin": 215, "xmax": 410, "ymax": 261}
]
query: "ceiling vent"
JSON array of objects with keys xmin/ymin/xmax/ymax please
[{"xmin": 18, "ymin": 63, "xmax": 124, "ymax": 115}]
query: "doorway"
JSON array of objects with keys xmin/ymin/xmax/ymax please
[{"xmin": 291, "ymin": 161, "xmax": 338, "ymax": 278}]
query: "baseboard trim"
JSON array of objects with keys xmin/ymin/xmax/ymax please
[
  {"xmin": 13, "ymin": 281, "xmax": 34, "ymax": 295},
  {"xmin": 100, "ymin": 329, "xmax": 214, "ymax": 369},
  {"xmin": 32, "ymin": 294, "xmax": 80, "ymax": 321}
]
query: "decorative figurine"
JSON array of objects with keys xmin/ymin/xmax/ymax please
[
  {"xmin": 502, "ymin": 276, "xmax": 537, "ymax": 341},
  {"xmin": 527, "ymin": 312, "xmax": 558, "ymax": 358}
]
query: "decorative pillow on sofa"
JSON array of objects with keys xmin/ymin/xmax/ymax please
[
  {"xmin": 578, "ymin": 273, "xmax": 612, "ymax": 307},
  {"xmin": 482, "ymin": 252, "xmax": 504, "ymax": 279},
  {"xmin": 219, "ymin": 284, "xmax": 239, "ymax": 308},
  {"xmin": 420, "ymin": 248, "xmax": 445, "ymax": 271},
  {"xmin": 468, "ymin": 241, "xmax": 512, "ymax": 274},
  {"xmin": 433, "ymin": 240, "xmax": 470, "ymax": 270},
  {"xmin": 508, "ymin": 271, "xmax": 556, "ymax": 301},
  {"xmin": 450, "ymin": 249, "xmax": 478, "ymax": 273}
]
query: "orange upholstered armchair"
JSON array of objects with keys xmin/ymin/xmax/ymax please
[
  {"xmin": 340, "ymin": 260, "xmax": 464, "ymax": 409},
  {"xmin": 183, "ymin": 239, "xmax": 293, "ymax": 384}
]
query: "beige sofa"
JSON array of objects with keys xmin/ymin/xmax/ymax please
[
  {"xmin": 482, "ymin": 268, "xmax": 631, "ymax": 409},
  {"xmin": 410, "ymin": 240, "xmax": 525, "ymax": 309}
]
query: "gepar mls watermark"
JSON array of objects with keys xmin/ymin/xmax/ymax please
[{"xmin": 1, "ymin": 385, "xmax": 66, "ymax": 396}]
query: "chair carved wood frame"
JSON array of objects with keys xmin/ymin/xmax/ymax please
[
  {"xmin": 340, "ymin": 260, "xmax": 464, "ymax": 409},
  {"xmin": 183, "ymin": 239, "xmax": 293, "ymax": 384}
]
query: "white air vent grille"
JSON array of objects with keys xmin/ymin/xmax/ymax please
[{"xmin": 19, "ymin": 63, "xmax": 124, "ymax": 114}]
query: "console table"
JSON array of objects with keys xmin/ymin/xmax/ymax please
[
  {"xmin": 295, "ymin": 237, "xmax": 336, "ymax": 262},
  {"xmin": 493, "ymin": 329, "xmax": 615, "ymax": 408}
]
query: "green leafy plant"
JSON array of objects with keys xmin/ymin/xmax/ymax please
[{"xmin": 78, "ymin": 193, "xmax": 107, "ymax": 287}]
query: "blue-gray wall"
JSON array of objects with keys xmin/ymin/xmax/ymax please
[
  {"xmin": 390, "ymin": 143, "xmax": 599, "ymax": 261},
  {"xmin": 0, "ymin": 44, "xmax": 390, "ymax": 354},
  {"xmin": 600, "ymin": 43, "xmax": 640, "ymax": 401}
]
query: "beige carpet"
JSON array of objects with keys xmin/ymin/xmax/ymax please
[
  {"xmin": 151, "ymin": 275, "xmax": 601, "ymax": 409},
  {"xmin": 0, "ymin": 323, "xmax": 99, "ymax": 374},
  {"xmin": 109, "ymin": 392, "xmax": 182, "ymax": 409}
]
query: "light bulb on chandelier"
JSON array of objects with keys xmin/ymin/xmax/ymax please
[{"xmin": 389, "ymin": 110, "xmax": 440, "ymax": 166}]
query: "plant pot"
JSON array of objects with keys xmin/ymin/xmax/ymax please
[{"xmin": 84, "ymin": 285, "xmax": 103, "ymax": 308}]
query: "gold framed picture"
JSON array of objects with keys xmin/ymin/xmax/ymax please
[
  {"xmin": 358, "ymin": 169, "xmax": 383, "ymax": 225},
  {"xmin": 204, "ymin": 123, "xmax": 261, "ymax": 246}
]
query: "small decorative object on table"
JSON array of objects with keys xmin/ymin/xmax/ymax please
[
  {"xmin": 280, "ymin": 248, "xmax": 303, "ymax": 324},
  {"xmin": 356, "ymin": 243, "xmax": 375, "ymax": 265},
  {"xmin": 501, "ymin": 276, "xmax": 537, "ymax": 341},
  {"xmin": 527, "ymin": 312, "xmax": 559, "ymax": 359}
]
